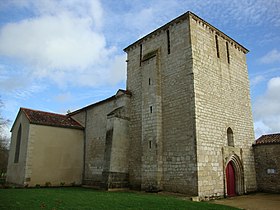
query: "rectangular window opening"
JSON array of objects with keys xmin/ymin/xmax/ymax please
[
  {"xmin": 215, "ymin": 35, "xmax": 220, "ymax": 58},
  {"xmin": 150, "ymin": 106, "xmax": 153, "ymax": 113},
  {"xmin": 149, "ymin": 78, "xmax": 151, "ymax": 85},
  {"xmin": 167, "ymin": 30, "xmax": 170, "ymax": 54},
  {"xmin": 149, "ymin": 141, "xmax": 152, "ymax": 149},
  {"xmin": 226, "ymin": 42, "xmax": 230, "ymax": 64},
  {"xmin": 139, "ymin": 44, "xmax": 142, "ymax": 66},
  {"xmin": 14, "ymin": 125, "xmax": 22, "ymax": 163}
]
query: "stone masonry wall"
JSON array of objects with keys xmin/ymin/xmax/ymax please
[
  {"xmin": 126, "ymin": 45, "xmax": 143, "ymax": 190},
  {"xmin": 125, "ymin": 14, "xmax": 198, "ymax": 194},
  {"xmin": 141, "ymin": 51, "xmax": 163, "ymax": 191},
  {"xmin": 71, "ymin": 94, "xmax": 129, "ymax": 186},
  {"xmin": 254, "ymin": 144, "xmax": 280, "ymax": 193},
  {"xmin": 103, "ymin": 114, "xmax": 130, "ymax": 189},
  {"xmin": 161, "ymin": 17, "xmax": 197, "ymax": 194},
  {"xmin": 189, "ymin": 14, "xmax": 257, "ymax": 197}
]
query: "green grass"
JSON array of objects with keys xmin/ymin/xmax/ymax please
[{"xmin": 0, "ymin": 187, "xmax": 240, "ymax": 210}]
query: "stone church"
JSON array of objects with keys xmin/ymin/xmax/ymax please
[{"xmin": 7, "ymin": 11, "xmax": 258, "ymax": 198}]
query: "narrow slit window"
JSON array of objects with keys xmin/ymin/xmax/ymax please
[
  {"xmin": 139, "ymin": 44, "xmax": 142, "ymax": 66},
  {"xmin": 215, "ymin": 35, "xmax": 220, "ymax": 58},
  {"xmin": 149, "ymin": 141, "xmax": 152, "ymax": 149},
  {"xmin": 227, "ymin": 127, "xmax": 234, "ymax": 147},
  {"xmin": 226, "ymin": 42, "xmax": 230, "ymax": 64},
  {"xmin": 149, "ymin": 78, "xmax": 151, "ymax": 85},
  {"xmin": 14, "ymin": 124, "xmax": 22, "ymax": 163},
  {"xmin": 167, "ymin": 30, "xmax": 170, "ymax": 54},
  {"xmin": 150, "ymin": 106, "xmax": 153, "ymax": 113}
]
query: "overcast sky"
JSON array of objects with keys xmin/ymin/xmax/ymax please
[{"xmin": 0, "ymin": 0, "xmax": 279, "ymax": 139}]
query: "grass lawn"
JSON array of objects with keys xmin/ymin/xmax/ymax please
[{"xmin": 0, "ymin": 187, "xmax": 240, "ymax": 210}]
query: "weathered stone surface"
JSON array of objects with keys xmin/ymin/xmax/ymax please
[
  {"xmin": 254, "ymin": 143, "xmax": 280, "ymax": 193},
  {"xmin": 125, "ymin": 12, "xmax": 256, "ymax": 197},
  {"xmin": 71, "ymin": 91, "xmax": 130, "ymax": 188},
  {"xmin": 189, "ymin": 14, "xmax": 257, "ymax": 196}
]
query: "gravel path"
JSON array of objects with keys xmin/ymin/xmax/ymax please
[{"xmin": 210, "ymin": 193, "xmax": 280, "ymax": 210}]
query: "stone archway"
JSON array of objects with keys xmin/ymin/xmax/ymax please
[{"xmin": 225, "ymin": 154, "xmax": 244, "ymax": 196}]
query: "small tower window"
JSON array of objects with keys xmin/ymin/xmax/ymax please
[
  {"xmin": 167, "ymin": 30, "xmax": 171, "ymax": 54},
  {"xmin": 14, "ymin": 124, "xmax": 22, "ymax": 163},
  {"xmin": 226, "ymin": 42, "xmax": 230, "ymax": 64},
  {"xmin": 227, "ymin": 127, "xmax": 234, "ymax": 147},
  {"xmin": 139, "ymin": 44, "xmax": 142, "ymax": 66},
  {"xmin": 149, "ymin": 78, "xmax": 151, "ymax": 85},
  {"xmin": 215, "ymin": 35, "xmax": 220, "ymax": 58},
  {"xmin": 149, "ymin": 141, "xmax": 152, "ymax": 149},
  {"xmin": 150, "ymin": 106, "xmax": 153, "ymax": 113}
]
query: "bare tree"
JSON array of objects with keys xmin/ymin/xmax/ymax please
[
  {"xmin": 0, "ymin": 98, "xmax": 10, "ymax": 176},
  {"xmin": 0, "ymin": 137, "xmax": 9, "ymax": 176}
]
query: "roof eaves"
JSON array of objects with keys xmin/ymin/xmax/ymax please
[
  {"xmin": 253, "ymin": 141, "xmax": 280, "ymax": 146},
  {"xmin": 30, "ymin": 121, "xmax": 84, "ymax": 130}
]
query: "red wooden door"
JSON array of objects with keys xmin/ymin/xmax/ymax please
[{"xmin": 226, "ymin": 161, "xmax": 236, "ymax": 196}]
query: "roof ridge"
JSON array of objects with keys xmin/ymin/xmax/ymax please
[
  {"xmin": 262, "ymin": 133, "xmax": 280, "ymax": 136},
  {"xmin": 256, "ymin": 133, "xmax": 280, "ymax": 140},
  {"xmin": 21, "ymin": 107, "xmax": 67, "ymax": 117}
]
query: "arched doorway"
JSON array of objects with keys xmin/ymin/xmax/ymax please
[
  {"xmin": 225, "ymin": 154, "xmax": 244, "ymax": 196},
  {"xmin": 226, "ymin": 161, "xmax": 236, "ymax": 196}
]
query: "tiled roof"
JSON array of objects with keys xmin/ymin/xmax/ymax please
[
  {"xmin": 21, "ymin": 108, "xmax": 83, "ymax": 130},
  {"xmin": 254, "ymin": 133, "xmax": 280, "ymax": 145}
]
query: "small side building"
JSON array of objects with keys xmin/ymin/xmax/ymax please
[
  {"xmin": 69, "ymin": 89, "xmax": 131, "ymax": 189},
  {"xmin": 6, "ymin": 89, "xmax": 131, "ymax": 189},
  {"xmin": 253, "ymin": 134, "xmax": 280, "ymax": 193},
  {"xmin": 6, "ymin": 108, "xmax": 84, "ymax": 187}
]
